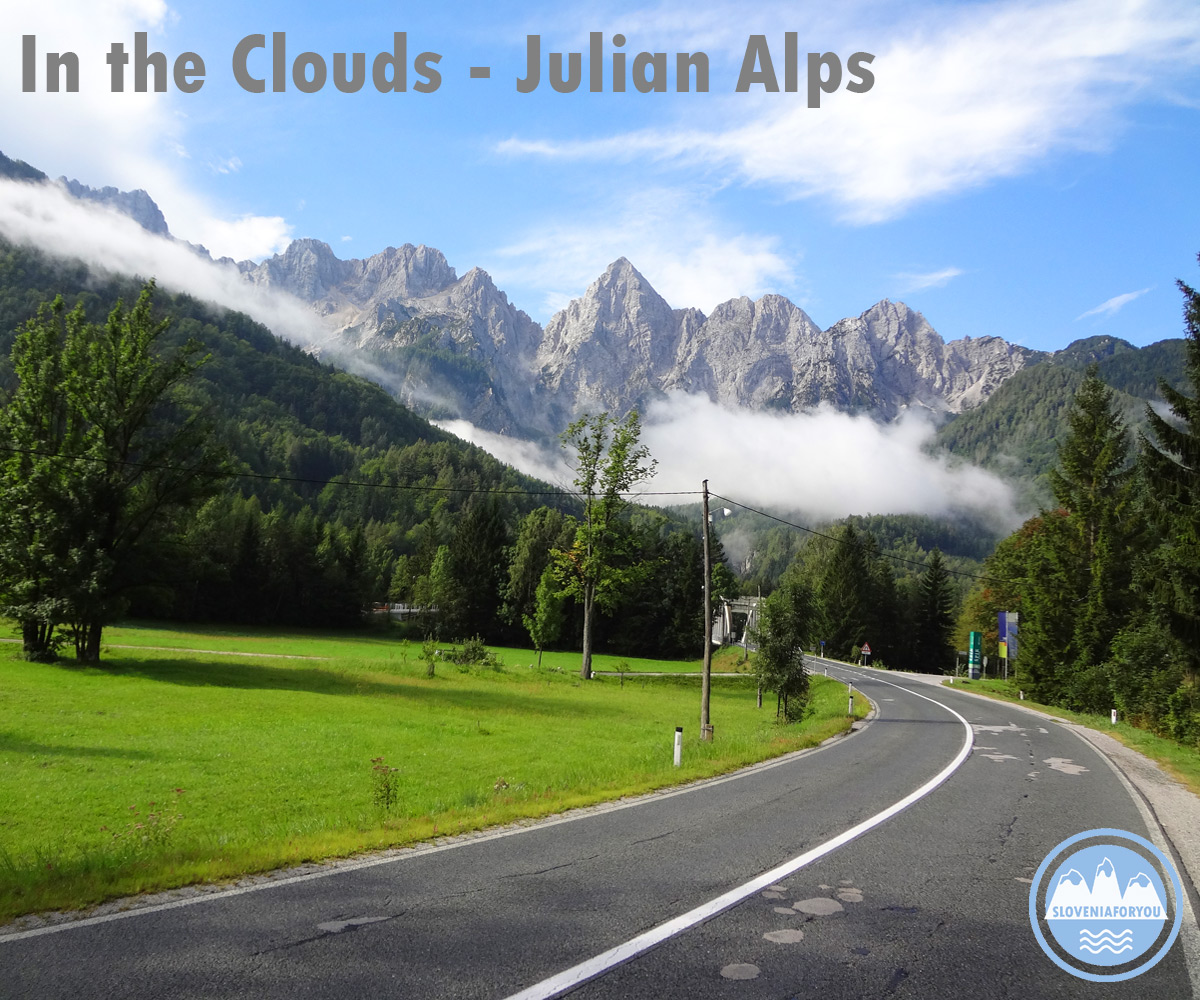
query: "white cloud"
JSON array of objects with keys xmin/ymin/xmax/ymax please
[
  {"xmin": 488, "ymin": 187, "xmax": 796, "ymax": 316},
  {"xmin": 894, "ymin": 267, "xmax": 964, "ymax": 292},
  {"xmin": 0, "ymin": 178, "xmax": 326, "ymax": 343},
  {"xmin": 434, "ymin": 393, "xmax": 1020, "ymax": 529},
  {"xmin": 498, "ymin": 0, "xmax": 1200, "ymax": 222},
  {"xmin": 1, "ymin": 0, "xmax": 293, "ymax": 260},
  {"xmin": 1076, "ymin": 286, "xmax": 1152, "ymax": 319},
  {"xmin": 640, "ymin": 394, "xmax": 1020, "ymax": 527},
  {"xmin": 435, "ymin": 421, "xmax": 576, "ymax": 488},
  {"xmin": 209, "ymin": 156, "xmax": 242, "ymax": 176}
]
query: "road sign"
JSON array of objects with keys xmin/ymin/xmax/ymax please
[
  {"xmin": 968, "ymin": 631, "xmax": 982, "ymax": 680},
  {"xmin": 861, "ymin": 642, "xmax": 871, "ymax": 654}
]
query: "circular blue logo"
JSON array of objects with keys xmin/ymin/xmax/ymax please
[{"xmin": 1029, "ymin": 829, "xmax": 1183, "ymax": 981}]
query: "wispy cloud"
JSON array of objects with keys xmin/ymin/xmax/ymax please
[
  {"xmin": 894, "ymin": 267, "xmax": 965, "ymax": 293},
  {"xmin": 0, "ymin": 1, "xmax": 294, "ymax": 260},
  {"xmin": 439, "ymin": 393, "xmax": 1021, "ymax": 528},
  {"xmin": 488, "ymin": 186, "xmax": 796, "ymax": 317},
  {"xmin": 209, "ymin": 156, "xmax": 243, "ymax": 176},
  {"xmin": 1076, "ymin": 287, "xmax": 1152, "ymax": 320},
  {"xmin": 498, "ymin": 0, "xmax": 1200, "ymax": 222},
  {"xmin": 0, "ymin": 178, "xmax": 325, "ymax": 342}
]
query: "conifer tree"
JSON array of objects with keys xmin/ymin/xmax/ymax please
[
  {"xmin": 912, "ymin": 549, "xmax": 956, "ymax": 673},
  {"xmin": 1141, "ymin": 259, "xmax": 1200, "ymax": 679},
  {"xmin": 818, "ymin": 524, "xmax": 870, "ymax": 657}
]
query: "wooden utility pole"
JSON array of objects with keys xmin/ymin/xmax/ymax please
[{"xmin": 701, "ymin": 479, "xmax": 713, "ymax": 740}]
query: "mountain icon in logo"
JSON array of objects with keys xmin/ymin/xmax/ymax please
[
  {"xmin": 1045, "ymin": 857, "xmax": 1166, "ymax": 921},
  {"xmin": 1030, "ymin": 830, "xmax": 1183, "ymax": 981}
]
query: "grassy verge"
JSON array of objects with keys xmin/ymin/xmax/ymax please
[
  {"xmin": 0, "ymin": 630, "xmax": 865, "ymax": 922},
  {"xmin": 945, "ymin": 677, "xmax": 1200, "ymax": 797}
]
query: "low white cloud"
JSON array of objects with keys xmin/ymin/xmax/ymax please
[
  {"xmin": 434, "ymin": 420, "xmax": 576, "ymax": 488},
  {"xmin": 641, "ymin": 394, "xmax": 1020, "ymax": 527},
  {"xmin": 498, "ymin": 0, "xmax": 1200, "ymax": 222},
  {"xmin": 1076, "ymin": 287, "xmax": 1152, "ymax": 320},
  {"xmin": 0, "ymin": 178, "xmax": 326, "ymax": 343},
  {"xmin": 894, "ymin": 267, "xmax": 964, "ymax": 292},
  {"xmin": 1, "ymin": 0, "xmax": 293, "ymax": 261},
  {"xmin": 433, "ymin": 393, "xmax": 1021, "ymax": 529},
  {"xmin": 489, "ymin": 186, "xmax": 796, "ymax": 316}
]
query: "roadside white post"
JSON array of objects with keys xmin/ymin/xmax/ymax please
[
  {"xmin": 1111, "ymin": 709, "xmax": 1118, "ymax": 725},
  {"xmin": 673, "ymin": 726, "xmax": 682, "ymax": 766},
  {"xmin": 848, "ymin": 683, "xmax": 854, "ymax": 717}
]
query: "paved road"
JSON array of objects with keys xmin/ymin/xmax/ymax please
[{"xmin": 4, "ymin": 659, "xmax": 1197, "ymax": 998}]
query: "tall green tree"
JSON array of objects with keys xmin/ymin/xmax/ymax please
[
  {"xmin": 911, "ymin": 549, "xmax": 956, "ymax": 673},
  {"xmin": 1141, "ymin": 260, "xmax": 1200, "ymax": 682},
  {"xmin": 749, "ymin": 576, "xmax": 817, "ymax": 721},
  {"xmin": 555, "ymin": 411, "xmax": 657, "ymax": 679},
  {"xmin": 1050, "ymin": 365, "xmax": 1137, "ymax": 707},
  {"xmin": 0, "ymin": 285, "xmax": 226, "ymax": 660},
  {"xmin": 818, "ymin": 524, "xmax": 871, "ymax": 658}
]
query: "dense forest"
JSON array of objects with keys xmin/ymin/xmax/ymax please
[
  {"xmin": 0, "ymin": 241, "xmax": 715, "ymax": 660},
  {"xmin": 954, "ymin": 265, "xmax": 1200, "ymax": 747}
]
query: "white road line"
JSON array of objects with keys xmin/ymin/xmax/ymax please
[{"xmin": 501, "ymin": 663, "xmax": 974, "ymax": 1000}]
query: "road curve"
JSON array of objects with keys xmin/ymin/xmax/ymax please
[{"xmin": 4, "ymin": 659, "xmax": 1195, "ymax": 998}]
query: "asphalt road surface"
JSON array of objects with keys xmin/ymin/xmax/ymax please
[{"xmin": 4, "ymin": 659, "xmax": 1197, "ymax": 999}]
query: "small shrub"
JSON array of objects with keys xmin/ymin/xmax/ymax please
[
  {"xmin": 370, "ymin": 757, "xmax": 401, "ymax": 813},
  {"xmin": 445, "ymin": 635, "xmax": 502, "ymax": 670}
]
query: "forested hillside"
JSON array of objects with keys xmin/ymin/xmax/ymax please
[
  {"xmin": 0, "ymin": 241, "xmax": 713, "ymax": 658},
  {"xmin": 955, "ymin": 268, "xmax": 1200, "ymax": 748},
  {"xmin": 937, "ymin": 335, "xmax": 1187, "ymax": 502}
]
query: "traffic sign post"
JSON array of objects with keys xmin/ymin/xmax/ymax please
[
  {"xmin": 860, "ymin": 641, "xmax": 872, "ymax": 666},
  {"xmin": 968, "ymin": 631, "xmax": 982, "ymax": 680}
]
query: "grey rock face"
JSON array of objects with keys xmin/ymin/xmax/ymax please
[
  {"xmin": 240, "ymin": 241, "xmax": 543, "ymax": 435},
  {"xmin": 58, "ymin": 178, "xmax": 170, "ymax": 235},
  {"xmin": 534, "ymin": 266, "xmax": 1041, "ymax": 424}
]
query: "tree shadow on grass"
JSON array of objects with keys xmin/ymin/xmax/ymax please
[
  {"xmin": 0, "ymin": 731, "xmax": 154, "ymax": 760},
  {"xmin": 77, "ymin": 657, "xmax": 622, "ymax": 720}
]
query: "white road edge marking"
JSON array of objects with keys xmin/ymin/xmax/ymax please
[
  {"xmin": 0, "ymin": 673, "xmax": 872, "ymax": 945},
  {"xmin": 500, "ymin": 663, "xmax": 974, "ymax": 1000}
]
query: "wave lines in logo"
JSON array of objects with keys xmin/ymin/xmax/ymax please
[{"xmin": 1079, "ymin": 928, "xmax": 1134, "ymax": 955}]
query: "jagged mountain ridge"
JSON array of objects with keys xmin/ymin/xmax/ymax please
[
  {"xmin": 240, "ymin": 245, "xmax": 1044, "ymax": 434},
  {"xmin": 0, "ymin": 150, "xmax": 1047, "ymax": 436}
]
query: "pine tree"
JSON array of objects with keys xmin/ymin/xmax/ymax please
[
  {"xmin": 1141, "ymin": 258, "xmax": 1200, "ymax": 680},
  {"xmin": 818, "ymin": 524, "xmax": 870, "ymax": 658},
  {"xmin": 912, "ymin": 549, "xmax": 956, "ymax": 673}
]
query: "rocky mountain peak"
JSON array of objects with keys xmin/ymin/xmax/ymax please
[
  {"xmin": 357, "ymin": 243, "xmax": 458, "ymax": 300},
  {"xmin": 56, "ymin": 177, "xmax": 170, "ymax": 236}
]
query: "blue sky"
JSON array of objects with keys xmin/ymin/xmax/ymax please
[{"xmin": 4, "ymin": 0, "xmax": 1200, "ymax": 352}]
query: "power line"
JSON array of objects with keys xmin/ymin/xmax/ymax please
[
  {"xmin": 0, "ymin": 443, "xmax": 702, "ymax": 500},
  {"xmin": 709, "ymin": 491, "xmax": 1010, "ymax": 585}
]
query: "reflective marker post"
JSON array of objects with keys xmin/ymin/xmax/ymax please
[
  {"xmin": 673, "ymin": 726, "xmax": 682, "ymax": 767},
  {"xmin": 848, "ymin": 683, "xmax": 854, "ymax": 717}
]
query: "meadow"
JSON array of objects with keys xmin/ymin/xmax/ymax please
[{"xmin": 0, "ymin": 623, "xmax": 863, "ymax": 922}]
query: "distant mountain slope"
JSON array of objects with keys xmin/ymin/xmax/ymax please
[
  {"xmin": 0, "ymin": 239, "xmax": 556, "ymax": 517},
  {"xmin": 936, "ymin": 335, "xmax": 1187, "ymax": 499}
]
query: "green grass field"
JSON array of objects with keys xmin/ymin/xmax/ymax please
[
  {"xmin": 946, "ymin": 677, "xmax": 1200, "ymax": 797},
  {"xmin": 0, "ymin": 624, "xmax": 864, "ymax": 922}
]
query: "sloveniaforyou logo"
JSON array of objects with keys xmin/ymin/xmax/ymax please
[{"xmin": 1029, "ymin": 829, "xmax": 1184, "ymax": 982}]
